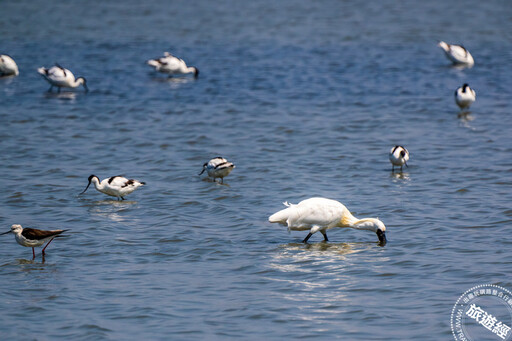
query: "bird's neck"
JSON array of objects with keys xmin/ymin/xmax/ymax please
[
  {"xmin": 73, "ymin": 78, "xmax": 84, "ymax": 88},
  {"xmin": 339, "ymin": 213, "xmax": 376, "ymax": 232},
  {"xmin": 92, "ymin": 178, "xmax": 104, "ymax": 190}
]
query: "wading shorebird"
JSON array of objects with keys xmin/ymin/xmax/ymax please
[
  {"xmin": 0, "ymin": 54, "xmax": 19, "ymax": 77},
  {"xmin": 389, "ymin": 145, "xmax": 409, "ymax": 172},
  {"xmin": 147, "ymin": 52, "xmax": 199, "ymax": 78},
  {"xmin": 438, "ymin": 41, "xmax": 474, "ymax": 67},
  {"xmin": 1, "ymin": 224, "xmax": 66, "ymax": 259},
  {"xmin": 455, "ymin": 83, "xmax": 476, "ymax": 110},
  {"xmin": 199, "ymin": 157, "xmax": 235, "ymax": 183},
  {"xmin": 268, "ymin": 197, "xmax": 387, "ymax": 244},
  {"xmin": 80, "ymin": 175, "xmax": 145, "ymax": 200},
  {"xmin": 37, "ymin": 64, "xmax": 88, "ymax": 92}
]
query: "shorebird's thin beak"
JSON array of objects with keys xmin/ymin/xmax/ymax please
[
  {"xmin": 80, "ymin": 180, "xmax": 92, "ymax": 195},
  {"xmin": 0, "ymin": 230, "xmax": 12, "ymax": 235},
  {"xmin": 198, "ymin": 167, "xmax": 206, "ymax": 176},
  {"xmin": 83, "ymin": 83, "xmax": 89, "ymax": 93},
  {"xmin": 377, "ymin": 230, "xmax": 387, "ymax": 245}
]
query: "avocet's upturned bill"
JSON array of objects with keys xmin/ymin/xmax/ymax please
[
  {"xmin": 199, "ymin": 157, "xmax": 235, "ymax": 183},
  {"xmin": 1, "ymin": 224, "xmax": 67, "ymax": 259},
  {"xmin": 80, "ymin": 175, "xmax": 145, "ymax": 200},
  {"xmin": 455, "ymin": 83, "xmax": 476, "ymax": 110},
  {"xmin": 389, "ymin": 145, "xmax": 409, "ymax": 172},
  {"xmin": 438, "ymin": 41, "xmax": 474, "ymax": 67},
  {"xmin": 0, "ymin": 54, "xmax": 19, "ymax": 77},
  {"xmin": 147, "ymin": 52, "xmax": 199, "ymax": 78},
  {"xmin": 268, "ymin": 197, "xmax": 387, "ymax": 244},
  {"xmin": 38, "ymin": 64, "xmax": 88, "ymax": 92}
]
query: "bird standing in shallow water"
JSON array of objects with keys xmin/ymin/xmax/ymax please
[
  {"xmin": 80, "ymin": 175, "xmax": 145, "ymax": 200},
  {"xmin": 199, "ymin": 157, "xmax": 235, "ymax": 183},
  {"xmin": 438, "ymin": 41, "xmax": 474, "ymax": 67},
  {"xmin": 389, "ymin": 146, "xmax": 409, "ymax": 172},
  {"xmin": 147, "ymin": 52, "xmax": 199, "ymax": 78},
  {"xmin": 455, "ymin": 84, "xmax": 476, "ymax": 110},
  {"xmin": 0, "ymin": 54, "xmax": 19, "ymax": 77},
  {"xmin": 268, "ymin": 198, "xmax": 387, "ymax": 244},
  {"xmin": 37, "ymin": 64, "xmax": 88, "ymax": 92},
  {"xmin": 1, "ymin": 224, "xmax": 66, "ymax": 259}
]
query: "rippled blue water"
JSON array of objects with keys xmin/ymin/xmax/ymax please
[{"xmin": 1, "ymin": 1, "xmax": 512, "ymax": 339}]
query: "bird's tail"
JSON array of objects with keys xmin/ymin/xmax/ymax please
[
  {"xmin": 147, "ymin": 59, "xmax": 160, "ymax": 67},
  {"xmin": 269, "ymin": 203, "xmax": 295, "ymax": 224},
  {"xmin": 438, "ymin": 41, "xmax": 449, "ymax": 52},
  {"xmin": 37, "ymin": 67, "xmax": 48, "ymax": 76}
]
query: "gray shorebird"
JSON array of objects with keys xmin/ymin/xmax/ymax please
[{"xmin": 1, "ymin": 224, "xmax": 67, "ymax": 259}]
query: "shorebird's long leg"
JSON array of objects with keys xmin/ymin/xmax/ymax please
[
  {"xmin": 41, "ymin": 238, "xmax": 55, "ymax": 256},
  {"xmin": 303, "ymin": 233, "xmax": 313, "ymax": 243},
  {"xmin": 48, "ymin": 85, "xmax": 53, "ymax": 92},
  {"xmin": 121, "ymin": 197, "xmax": 125, "ymax": 201},
  {"xmin": 321, "ymin": 231, "xmax": 328, "ymax": 242},
  {"xmin": 220, "ymin": 178, "xmax": 224, "ymax": 184},
  {"xmin": 58, "ymin": 87, "xmax": 61, "ymax": 93},
  {"xmin": 32, "ymin": 247, "xmax": 35, "ymax": 259}
]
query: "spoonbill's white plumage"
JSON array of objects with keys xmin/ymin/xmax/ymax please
[
  {"xmin": 80, "ymin": 175, "xmax": 145, "ymax": 200},
  {"xmin": 268, "ymin": 198, "xmax": 387, "ymax": 244},
  {"xmin": 199, "ymin": 157, "xmax": 235, "ymax": 183},
  {"xmin": 438, "ymin": 41, "xmax": 474, "ymax": 67},
  {"xmin": 1, "ymin": 224, "xmax": 66, "ymax": 259},
  {"xmin": 389, "ymin": 146, "xmax": 409, "ymax": 172},
  {"xmin": 147, "ymin": 52, "xmax": 199, "ymax": 78},
  {"xmin": 37, "ymin": 64, "xmax": 88, "ymax": 92},
  {"xmin": 0, "ymin": 54, "xmax": 19, "ymax": 76},
  {"xmin": 455, "ymin": 83, "xmax": 476, "ymax": 110}
]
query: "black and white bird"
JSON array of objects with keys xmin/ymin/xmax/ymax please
[
  {"xmin": 37, "ymin": 64, "xmax": 88, "ymax": 92},
  {"xmin": 438, "ymin": 41, "xmax": 474, "ymax": 67},
  {"xmin": 199, "ymin": 157, "xmax": 235, "ymax": 183},
  {"xmin": 268, "ymin": 198, "xmax": 387, "ymax": 244},
  {"xmin": 147, "ymin": 52, "xmax": 199, "ymax": 78},
  {"xmin": 80, "ymin": 175, "xmax": 145, "ymax": 200},
  {"xmin": 389, "ymin": 146, "xmax": 409, "ymax": 171},
  {"xmin": 1, "ymin": 224, "xmax": 66, "ymax": 259},
  {"xmin": 0, "ymin": 54, "xmax": 19, "ymax": 76},
  {"xmin": 455, "ymin": 83, "xmax": 476, "ymax": 110}
]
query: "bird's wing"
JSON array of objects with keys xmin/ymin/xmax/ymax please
[
  {"xmin": 294, "ymin": 202, "xmax": 342, "ymax": 228},
  {"xmin": 449, "ymin": 45, "xmax": 469, "ymax": 61},
  {"xmin": 160, "ymin": 56, "xmax": 182, "ymax": 70},
  {"xmin": 47, "ymin": 66, "xmax": 68, "ymax": 80},
  {"xmin": 22, "ymin": 228, "xmax": 64, "ymax": 240},
  {"xmin": 107, "ymin": 176, "xmax": 129, "ymax": 188}
]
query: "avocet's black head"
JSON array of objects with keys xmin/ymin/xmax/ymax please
[
  {"xmin": 400, "ymin": 150, "xmax": 406, "ymax": 158},
  {"xmin": 198, "ymin": 163, "xmax": 208, "ymax": 175},
  {"xmin": 193, "ymin": 67, "xmax": 199, "ymax": 78},
  {"xmin": 78, "ymin": 77, "xmax": 88, "ymax": 93},
  {"xmin": 80, "ymin": 174, "xmax": 97, "ymax": 194}
]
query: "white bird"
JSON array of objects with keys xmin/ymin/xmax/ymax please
[
  {"xmin": 0, "ymin": 54, "xmax": 19, "ymax": 76},
  {"xmin": 438, "ymin": 41, "xmax": 474, "ymax": 67},
  {"xmin": 389, "ymin": 146, "xmax": 409, "ymax": 172},
  {"xmin": 1, "ymin": 224, "xmax": 66, "ymax": 259},
  {"xmin": 455, "ymin": 83, "xmax": 476, "ymax": 110},
  {"xmin": 198, "ymin": 157, "xmax": 235, "ymax": 183},
  {"xmin": 37, "ymin": 64, "xmax": 88, "ymax": 92},
  {"xmin": 268, "ymin": 198, "xmax": 387, "ymax": 244},
  {"xmin": 80, "ymin": 175, "xmax": 145, "ymax": 200},
  {"xmin": 147, "ymin": 52, "xmax": 199, "ymax": 78}
]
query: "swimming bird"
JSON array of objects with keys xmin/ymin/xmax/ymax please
[
  {"xmin": 438, "ymin": 41, "xmax": 474, "ymax": 66},
  {"xmin": 37, "ymin": 64, "xmax": 88, "ymax": 92},
  {"xmin": 455, "ymin": 83, "xmax": 476, "ymax": 110},
  {"xmin": 0, "ymin": 54, "xmax": 19, "ymax": 76},
  {"xmin": 80, "ymin": 175, "xmax": 145, "ymax": 200},
  {"xmin": 389, "ymin": 145, "xmax": 409, "ymax": 171},
  {"xmin": 269, "ymin": 198, "xmax": 387, "ymax": 244},
  {"xmin": 147, "ymin": 52, "xmax": 199, "ymax": 78},
  {"xmin": 1, "ymin": 224, "xmax": 66, "ymax": 259},
  {"xmin": 198, "ymin": 157, "xmax": 235, "ymax": 183}
]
